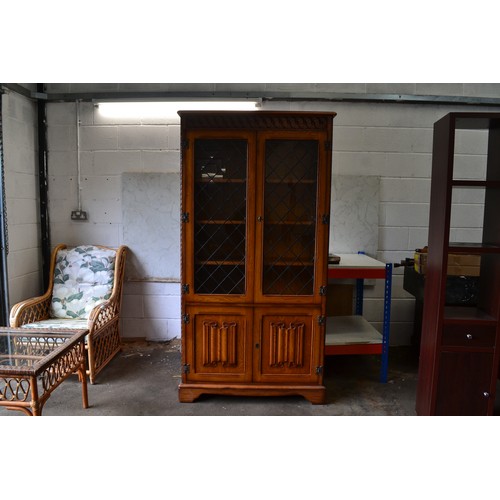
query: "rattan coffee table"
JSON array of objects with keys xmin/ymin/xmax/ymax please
[{"xmin": 0, "ymin": 327, "xmax": 89, "ymax": 416}]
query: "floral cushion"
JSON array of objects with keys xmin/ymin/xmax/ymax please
[
  {"xmin": 50, "ymin": 245, "xmax": 116, "ymax": 320},
  {"xmin": 21, "ymin": 318, "xmax": 89, "ymax": 330},
  {"xmin": 21, "ymin": 319, "xmax": 90, "ymax": 344}
]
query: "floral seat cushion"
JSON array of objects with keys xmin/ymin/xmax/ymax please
[
  {"xmin": 50, "ymin": 245, "xmax": 116, "ymax": 320},
  {"xmin": 21, "ymin": 318, "xmax": 89, "ymax": 330}
]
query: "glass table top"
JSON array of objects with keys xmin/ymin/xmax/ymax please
[{"xmin": 0, "ymin": 328, "xmax": 88, "ymax": 374}]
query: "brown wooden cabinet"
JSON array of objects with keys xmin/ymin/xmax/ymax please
[
  {"xmin": 178, "ymin": 111, "xmax": 335, "ymax": 404},
  {"xmin": 416, "ymin": 112, "xmax": 500, "ymax": 415}
]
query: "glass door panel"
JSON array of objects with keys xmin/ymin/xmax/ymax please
[
  {"xmin": 193, "ymin": 139, "xmax": 248, "ymax": 295},
  {"xmin": 262, "ymin": 139, "xmax": 319, "ymax": 296}
]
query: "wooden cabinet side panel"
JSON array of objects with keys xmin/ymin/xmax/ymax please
[{"xmin": 416, "ymin": 115, "xmax": 455, "ymax": 415}]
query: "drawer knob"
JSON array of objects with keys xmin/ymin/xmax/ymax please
[
  {"xmin": 466, "ymin": 333, "xmax": 473, "ymax": 340},
  {"xmin": 483, "ymin": 392, "xmax": 490, "ymax": 398}
]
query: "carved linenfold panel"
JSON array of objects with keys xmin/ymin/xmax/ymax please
[
  {"xmin": 202, "ymin": 321, "xmax": 238, "ymax": 367},
  {"xmin": 269, "ymin": 322, "xmax": 305, "ymax": 367}
]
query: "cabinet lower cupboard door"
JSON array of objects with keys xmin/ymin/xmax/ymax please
[
  {"xmin": 254, "ymin": 308, "xmax": 323, "ymax": 384},
  {"xmin": 435, "ymin": 351, "xmax": 494, "ymax": 416},
  {"xmin": 183, "ymin": 307, "xmax": 252, "ymax": 383}
]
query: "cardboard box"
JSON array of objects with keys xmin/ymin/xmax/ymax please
[
  {"xmin": 326, "ymin": 284, "xmax": 354, "ymax": 316},
  {"xmin": 414, "ymin": 251, "xmax": 481, "ymax": 276}
]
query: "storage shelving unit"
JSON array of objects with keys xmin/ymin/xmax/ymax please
[
  {"xmin": 416, "ymin": 112, "xmax": 500, "ymax": 416},
  {"xmin": 325, "ymin": 253, "xmax": 392, "ymax": 382}
]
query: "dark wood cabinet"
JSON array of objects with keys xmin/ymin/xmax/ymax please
[
  {"xmin": 416, "ymin": 112, "xmax": 500, "ymax": 415},
  {"xmin": 178, "ymin": 111, "xmax": 335, "ymax": 404},
  {"xmin": 435, "ymin": 351, "xmax": 494, "ymax": 416}
]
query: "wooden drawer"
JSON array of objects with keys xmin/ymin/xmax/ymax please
[{"xmin": 441, "ymin": 324, "xmax": 496, "ymax": 348}]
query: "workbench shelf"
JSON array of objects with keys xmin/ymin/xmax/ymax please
[{"xmin": 326, "ymin": 253, "xmax": 393, "ymax": 382}]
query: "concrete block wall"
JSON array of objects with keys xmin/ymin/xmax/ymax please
[
  {"xmin": 263, "ymin": 96, "xmax": 500, "ymax": 345},
  {"xmin": 46, "ymin": 102, "xmax": 181, "ymax": 341},
  {"xmin": 1, "ymin": 89, "xmax": 42, "ymax": 308},
  {"xmin": 40, "ymin": 83, "xmax": 500, "ymax": 345}
]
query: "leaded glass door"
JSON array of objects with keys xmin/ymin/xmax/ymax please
[
  {"xmin": 183, "ymin": 131, "xmax": 256, "ymax": 302},
  {"xmin": 255, "ymin": 132, "xmax": 326, "ymax": 303}
]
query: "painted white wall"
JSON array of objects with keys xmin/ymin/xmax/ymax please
[
  {"xmin": 262, "ymin": 97, "xmax": 499, "ymax": 345},
  {"xmin": 1, "ymin": 89, "xmax": 42, "ymax": 308},
  {"xmin": 46, "ymin": 101, "xmax": 182, "ymax": 341},
  {"xmin": 10, "ymin": 82, "xmax": 499, "ymax": 344}
]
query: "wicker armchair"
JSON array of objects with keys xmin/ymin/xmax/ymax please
[{"xmin": 10, "ymin": 244, "xmax": 128, "ymax": 384}]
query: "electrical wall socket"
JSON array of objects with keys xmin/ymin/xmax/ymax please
[{"xmin": 71, "ymin": 210, "xmax": 88, "ymax": 221}]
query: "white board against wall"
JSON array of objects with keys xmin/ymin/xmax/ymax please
[
  {"xmin": 122, "ymin": 173, "xmax": 180, "ymax": 281},
  {"xmin": 329, "ymin": 175, "xmax": 380, "ymax": 257},
  {"xmin": 121, "ymin": 172, "xmax": 377, "ymax": 281}
]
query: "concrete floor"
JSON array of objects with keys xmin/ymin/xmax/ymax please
[{"xmin": 0, "ymin": 339, "xmax": 421, "ymax": 416}]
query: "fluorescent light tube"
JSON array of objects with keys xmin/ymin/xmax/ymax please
[{"xmin": 97, "ymin": 100, "xmax": 260, "ymax": 118}]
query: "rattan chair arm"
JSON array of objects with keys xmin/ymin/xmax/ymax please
[
  {"xmin": 87, "ymin": 297, "xmax": 119, "ymax": 335},
  {"xmin": 9, "ymin": 293, "xmax": 53, "ymax": 327}
]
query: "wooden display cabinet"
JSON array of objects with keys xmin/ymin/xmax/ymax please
[
  {"xmin": 416, "ymin": 112, "xmax": 500, "ymax": 415},
  {"xmin": 178, "ymin": 111, "xmax": 335, "ymax": 404}
]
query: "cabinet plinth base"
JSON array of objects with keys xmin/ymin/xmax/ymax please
[{"xmin": 178, "ymin": 383, "xmax": 326, "ymax": 405}]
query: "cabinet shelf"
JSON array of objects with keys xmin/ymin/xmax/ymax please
[
  {"xmin": 196, "ymin": 261, "xmax": 245, "ymax": 266},
  {"xmin": 452, "ymin": 180, "xmax": 500, "ymax": 188},
  {"xmin": 196, "ymin": 178, "xmax": 245, "ymax": 184},
  {"xmin": 265, "ymin": 220, "xmax": 315, "ymax": 226},
  {"xmin": 263, "ymin": 262, "xmax": 314, "ymax": 267},
  {"xmin": 443, "ymin": 306, "xmax": 497, "ymax": 324},
  {"xmin": 196, "ymin": 220, "xmax": 245, "ymax": 225},
  {"xmin": 265, "ymin": 178, "xmax": 316, "ymax": 184},
  {"xmin": 195, "ymin": 219, "xmax": 316, "ymax": 226},
  {"xmin": 448, "ymin": 243, "xmax": 500, "ymax": 254}
]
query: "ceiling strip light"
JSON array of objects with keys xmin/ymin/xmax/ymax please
[{"xmin": 96, "ymin": 100, "xmax": 261, "ymax": 118}]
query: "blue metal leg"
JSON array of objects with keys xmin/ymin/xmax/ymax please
[
  {"xmin": 380, "ymin": 263, "xmax": 392, "ymax": 383},
  {"xmin": 355, "ymin": 279, "xmax": 364, "ymax": 315}
]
